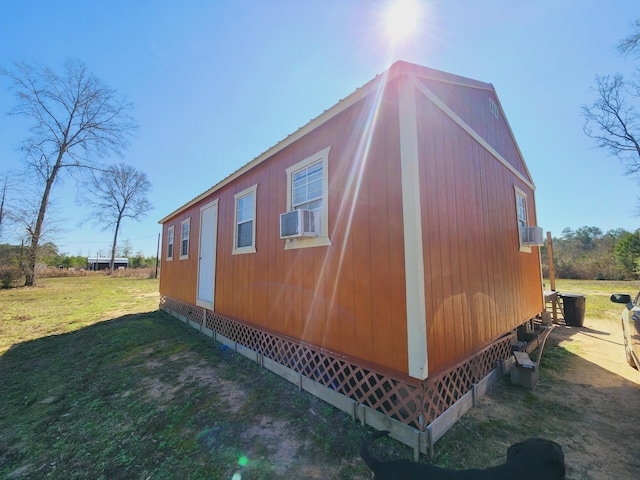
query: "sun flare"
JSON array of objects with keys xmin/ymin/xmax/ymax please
[{"xmin": 385, "ymin": 0, "xmax": 421, "ymax": 42}]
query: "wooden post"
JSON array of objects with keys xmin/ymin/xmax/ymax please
[
  {"xmin": 546, "ymin": 231, "xmax": 556, "ymax": 291},
  {"xmin": 546, "ymin": 231, "xmax": 558, "ymax": 323},
  {"xmin": 155, "ymin": 232, "xmax": 160, "ymax": 279}
]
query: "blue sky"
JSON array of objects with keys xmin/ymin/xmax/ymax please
[{"xmin": 0, "ymin": 0, "xmax": 638, "ymax": 257}]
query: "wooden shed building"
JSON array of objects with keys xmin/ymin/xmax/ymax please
[
  {"xmin": 86, "ymin": 257, "xmax": 129, "ymax": 271},
  {"xmin": 159, "ymin": 61, "xmax": 545, "ymax": 452}
]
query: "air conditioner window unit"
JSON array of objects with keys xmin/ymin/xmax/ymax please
[
  {"xmin": 280, "ymin": 209, "xmax": 317, "ymax": 239},
  {"xmin": 521, "ymin": 225, "xmax": 544, "ymax": 246}
]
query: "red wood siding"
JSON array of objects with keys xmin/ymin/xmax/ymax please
[
  {"xmin": 161, "ymin": 84, "xmax": 410, "ymax": 374},
  {"xmin": 159, "ymin": 210, "xmax": 201, "ymax": 305},
  {"xmin": 416, "ymin": 89, "xmax": 542, "ymax": 374},
  {"xmin": 420, "ymin": 78, "xmax": 531, "ymax": 183}
]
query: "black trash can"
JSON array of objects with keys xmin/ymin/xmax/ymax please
[{"xmin": 562, "ymin": 293, "xmax": 586, "ymax": 327}]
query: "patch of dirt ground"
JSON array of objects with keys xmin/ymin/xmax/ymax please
[
  {"xmin": 469, "ymin": 318, "xmax": 640, "ymax": 479},
  {"xmin": 548, "ymin": 320, "xmax": 640, "ymax": 479}
]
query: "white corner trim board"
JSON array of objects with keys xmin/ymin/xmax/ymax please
[{"xmin": 398, "ymin": 74, "xmax": 429, "ymax": 380}]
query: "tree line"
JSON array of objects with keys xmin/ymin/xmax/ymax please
[
  {"xmin": 0, "ymin": 242, "xmax": 156, "ymax": 269},
  {"xmin": 5, "ymin": 224, "xmax": 637, "ymax": 288},
  {"xmin": 541, "ymin": 226, "xmax": 640, "ymax": 280},
  {"xmin": 0, "ymin": 242, "xmax": 157, "ymax": 288}
]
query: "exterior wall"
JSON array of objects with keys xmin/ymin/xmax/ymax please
[
  {"xmin": 421, "ymin": 78, "xmax": 530, "ymax": 181},
  {"xmin": 161, "ymin": 81, "xmax": 410, "ymax": 375},
  {"xmin": 87, "ymin": 261, "xmax": 129, "ymax": 271},
  {"xmin": 415, "ymin": 84, "xmax": 542, "ymax": 374},
  {"xmin": 86, "ymin": 258, "xmax": 129, "ymax": 270},
  {"xmin": 160, "ymin": 210, "xmax": 200, "ymax": 304},
  {"xmin": 159, "ymin": 63, "xmax": 544, "ymax": 379}
]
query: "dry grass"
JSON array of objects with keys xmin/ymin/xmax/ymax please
[{"xmin": 0, "ymin": 276, "xmax": 160, "ymax": 354}]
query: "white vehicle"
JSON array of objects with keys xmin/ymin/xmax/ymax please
[{"xmin": 610, "ymin": 293, "xmax": 640, "ymax": 369}]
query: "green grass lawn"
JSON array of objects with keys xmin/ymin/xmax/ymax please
[
  {"xmin": 0, "ymin": 276, "xmax": 161, "ymax": 354},
  {"xmin": 0, "ymin": 276, "xmax": 377, "ymax": 479},
  {"xmin": 552, "ymin": 278, "xmax": 639, "ymax": 321}
]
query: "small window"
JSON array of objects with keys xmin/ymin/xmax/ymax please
[
  {"xmin": 284, "ymin": 146, "xmax": 332, "ymax": 250},
  {"xmin": 180, "ymin": 218, "xmax": 190, "ymax": 259},
  {"xmin": 166, "ymin": 225, "xmax": 175, "ymax": 260},
  {"xmin": 489, "ymin": 98, "xmax": 500, "ymax": 119},
  {"xmin": 514, "ymin": 186, "xmax": 531, "ymax": 252},
  {"xmin": 516, "ymin": 193, "xmax": 527, "ymax": 230},
  {"xmin": 233, "ymin": 184, "xmax": 258, "ymax": 254}
]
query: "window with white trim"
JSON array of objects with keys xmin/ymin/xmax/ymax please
[
  {"xmin": 233, "ymin": 184, "xmax": 257, "ymax": 254},
  {"xmin": 514, "ymin": 186, "xmax": 531, "ymax": 252},
  {"xmin": 180, "ymin": 218, "xmax": 190, "ymax": 259},
  {"xmin": 284, "ymin": 147, "xmax": 332, "ymax": 249},
  {"xmin": 292, "ymin": 161, "xmax": 323, "ymax": 211},
  {"xmin": 166, "ymin": 225, "xmax": 175, "ymax": 260}
]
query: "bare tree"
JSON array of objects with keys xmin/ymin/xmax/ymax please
[
  {"xmin": 84, "ymin": 163, "xmax": 152, "ymax": 274},
  {"xmin": 619, "ymin": 20, "xmax": 640, "ymax": 58},
  {"xmin": 0, "ymin": 174, "xmax": 7, "ymax": 238},
  {"xmin": 582, "ymin": 74, "xmax": 640, "ymax": 174},
  {"xmin": 583, "ymin": 21, "xmax": 640, "ymax": 178},
  {"xmin": 1, "ymin": 58, "xmax": 137, "ymax": 285},
  {"xmin": 0, "ymin": 173, "xmax": 31, "ymax": 246}
]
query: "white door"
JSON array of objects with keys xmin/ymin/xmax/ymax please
[{"xmin": 197, "ymin": 200, "xmax": 218, "ymax": 309}]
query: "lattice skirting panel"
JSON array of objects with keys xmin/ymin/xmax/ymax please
[{"xmin": 160, "ymin": 296, "xmax": 517, "ymax": 457}]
